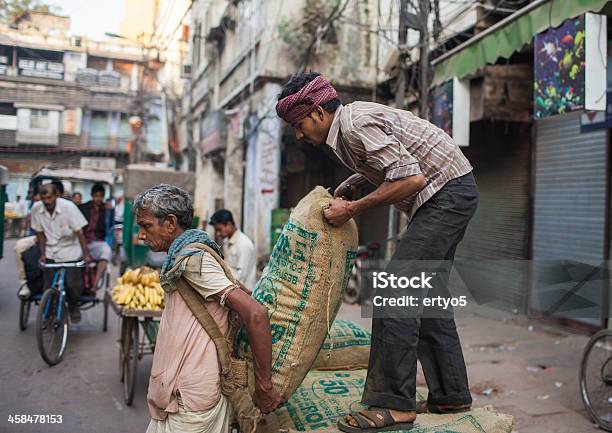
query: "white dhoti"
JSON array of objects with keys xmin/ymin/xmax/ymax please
[{"xmin": 146, "ymin": 394, "xmax": 231, "ymax": 433}]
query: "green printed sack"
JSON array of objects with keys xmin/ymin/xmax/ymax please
[
  {"xmin": 267, "ymin": 370, "xmax": 424, "ymax": 431},
  {"xmin": 312, "ymin": 320, "xmax": 371, "ymax": 371},
  {"xmin": 266, "ymin": 370, "xmax": 513, "ymax": 433},
  {"xmin": 236, "ymin": 186, "xmax": 358, "ymax": 401}
]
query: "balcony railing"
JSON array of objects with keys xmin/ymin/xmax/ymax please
[{"xmin": 88, "ymin": 134, "xmax": 131, "ymax": 150}]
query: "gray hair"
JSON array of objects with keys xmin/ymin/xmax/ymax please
[{"xmin": 133, "ymin": 184, "xmax": 193, "ymax": 229}]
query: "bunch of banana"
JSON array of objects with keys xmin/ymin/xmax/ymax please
[{"xmin": 111, "ymin": 267, "xmax": 165, "ymax": 311}]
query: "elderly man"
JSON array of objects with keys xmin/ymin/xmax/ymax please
[
  {"xmin": 134, "ymin": 184, "xmax": 281, "ymax": 433},
  {"xmin": 209, "ymin": 209, "xmax": 257, "ymax": 290},
  {"xmin": 276, "ymin": 73, "xmax": 478, "ymax": 432},
  {"xmin": 31, "ymin": 183, "xmax": 91, "ymax": 323}
]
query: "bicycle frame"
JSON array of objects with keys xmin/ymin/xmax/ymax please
[
  {"xmin": 43, "ymin": 269, "xmax": 66, "ymax": 321},
  {"xmin": 41, "ymin": 261, "xmax": 87, "ymax": 321}
]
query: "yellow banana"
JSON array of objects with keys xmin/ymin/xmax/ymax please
[{"xmin": 125, "ymin": 286, "xmax": 135, "ymax": 304}]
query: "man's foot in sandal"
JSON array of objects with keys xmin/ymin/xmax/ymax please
[
  {"xmin": 415, "ymin": 401, "xmax": 471, "ymax": 414},
  {"xmin": 337, "ymin": 407, "xmax": 415, "ymax": 432}
]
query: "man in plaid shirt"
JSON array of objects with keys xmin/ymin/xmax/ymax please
[{"xmin": 277, "ymin": 72, "xmax": 478, "ymax": 432}]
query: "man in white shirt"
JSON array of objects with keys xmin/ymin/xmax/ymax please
[
  {"xmin": 31, "ymin": 183, "xmax": 92, "ymax": 323},
  {"xmin": 209, "ymin": 209, "xmax": 257, "ymax": 290}
]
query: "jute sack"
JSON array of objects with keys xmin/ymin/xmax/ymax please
[
  {"xmin": 265, "ymin": 370, "xmax": 513, "ymax": 433},
  {"xmin": 312, "ymin": 320, "xmax": 371, "ymax": 371},
  {"xmin": 236, "ymin": 186, "xmax": 359, "ymax": 401}
]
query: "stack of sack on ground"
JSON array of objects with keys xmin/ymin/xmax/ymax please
[
  {"xmin": 233, "ymin": 187, "xmax": 359, "ymax": 432},
  {"xmin": 312, "ymin": 319, "xmax": 371, "ymax": 371},
  {"xmin": 263, "ymin": 369, "xmax": 513, "ymax": 433},
  {"xmin": 232, "ymin": 186, "xmax": 513, "ymax": 432}
]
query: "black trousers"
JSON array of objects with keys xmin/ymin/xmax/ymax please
[
  {"xmin": 43, "ymin": 260, "xmax": 84, "ymax": 312},
  {"xmin": 362, "ymin": 172, "xmax": 478, "ymax": 411}
]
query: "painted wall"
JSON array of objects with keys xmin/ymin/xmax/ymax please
[
  {"xmin": 242, "ymin": 83, "xmax": 282, "ymax": 258},
  {"xmin": 223, "ymin": 110, "xmax": 245, "ymax": 228}
]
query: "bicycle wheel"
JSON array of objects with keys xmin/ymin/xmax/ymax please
[
  {"xmin": 580, "ymin": 329, "xmax": 612, "ymax": 431},
  {"xmin": 36, "ymin": 289, "xmax": 69, "ymax": 366},
  {"xmin": 19, "ymin": 299, "xmax": 31, "ymax": 331},
  {"xmin": 122, "ymin": 318, "xmax": 139, "ymax": 405}
]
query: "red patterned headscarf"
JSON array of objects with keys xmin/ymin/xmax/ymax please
[{"xmin": 276, "ymin": 75, "xmax": 338, "ymax": 125}]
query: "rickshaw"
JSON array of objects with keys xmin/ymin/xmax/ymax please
[{"xmin": 18, "ymin": 168, "xmax": 116, "ymax": 366}]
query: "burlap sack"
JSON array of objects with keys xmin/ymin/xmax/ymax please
[
  {"xmin": 236, "ymin": 186, "xmax": 358, "ymax": 402},
  {"xmin": 312, "ymin": 320, "xmax": 371, "ymax": 371},
  {"xmin": 266, "ymin": 370, "xmax": 513, "ymax": 433}
]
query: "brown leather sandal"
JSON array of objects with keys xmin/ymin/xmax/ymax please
[
  {"xmin": 337, "ymin": 407, "xmax": 414, "ymax": 433},
  {"xmin": 416, "ymin": 401, "xmax": 471, "ymax": 414}
]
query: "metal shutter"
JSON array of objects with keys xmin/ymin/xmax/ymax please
[
  {"xmin": 453, "ymin": 121, "xmax": 531, "ymax": 313},
  {"xmin": 531, "ymin": 112, "xmax": 608, "ymax": 324}
]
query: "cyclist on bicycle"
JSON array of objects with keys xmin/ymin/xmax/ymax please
[
  {"xmin": 78, "ymin": 183, "xmax": 113, "ymax": 291},
  {"xmin": 31, "ymin": 182, "xmax": 92, "ymax": 323}
]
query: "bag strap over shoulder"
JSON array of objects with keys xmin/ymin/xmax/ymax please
[
  {"xmin": 176, "ymin": 278, "xmax": 233, "ymax": 371},
  {"xmin": 176, "ymin": 243, "xmax": 262, "ymax": 433},
  {"xmin": 185, "ymin": 242, "xmax": 236, "ymax": 282},
  {"xmin": 175, "ymin": 242, "xmax": 248, "ymax": 374}
]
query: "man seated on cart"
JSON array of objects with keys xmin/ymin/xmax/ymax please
[
  {"xmin": 133, "ymin": 184, "xmax": 281, "ymax": 433},
  {"xmin": 79, "ymin": 183, "xmax": 114, "ymax": 291},
  {"xmin": 31, "ymin": 182, "xmax": 92, "ymax": 323}
]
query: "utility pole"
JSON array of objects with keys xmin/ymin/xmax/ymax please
[
  {"xmin": 129, "ymin": 116, "xmax": 144, "ymax": 164},
  {"xmin": 395, "ymin": 0, "xmax": 408, "ymax": 110},
  {"xmin": 419, "ymin": 0, "xmax": 430, "ymax": 120},
  {"xmin": 388, "ymin": 0, "xmax": 409, "ymax": 259}
]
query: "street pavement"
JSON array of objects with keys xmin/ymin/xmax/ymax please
[
  {"xmin": 0, "ymin": 239, "xmax": 151, "ymax": 433},
  {"xmin": 0, "ymin": 238, "xmax": 603, "ymax": 433},
  {"xmin": 340, "ymin": 302, "xmax": 601, "ymax": 433}
]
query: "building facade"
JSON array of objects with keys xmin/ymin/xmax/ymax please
[
  {"xmin": 0, "ymin": 11, "xmax": 169, "ymax": 201},
  {"xmin": 420, "ymin": 0, "xmax": 611, "ymax": 326},
  {"xmin": 183, "ymin": 0, "xmax": 410, "ymax": 258}
]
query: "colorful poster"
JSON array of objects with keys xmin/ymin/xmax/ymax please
[
  {"xmin": 534, "ymin": 16, "xmax": 585, "ymax": 118},
  {"xmin": 431, "ymin": 80, "xmax": 453, "ymax": 136}
]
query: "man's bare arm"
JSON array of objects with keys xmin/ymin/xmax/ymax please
[
  {"xmin": 334, "ymin": 173, "xmax": 369, "ymax": 199},
  {"xmin": 36, "ymin": 232, "xmax": 46, "ymax": 265},
  {"xmin": 75, "ymin": 230, "xmax": 92, "ymax": 262},
  {"xmin": 324, "ymin": 174, "xmax": 426, "ymax": 226},
  {"xmin": 218, "ymin": 287, "xmax": 281, "ymax": 413},
  {"xmin": 349, "ymin": 174, "xmax": 425, "ymax": 216}
]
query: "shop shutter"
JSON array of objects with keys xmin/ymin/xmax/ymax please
[
  {"xmin": 453, "ymin": 121, "xmax": 531, "ymax": 313},
  {"xmin": 531, "ymin": 112, "xmax": 607, "ymax": 325}
]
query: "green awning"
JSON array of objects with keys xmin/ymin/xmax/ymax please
[{"xmin": 432, "ymin": 0, "xmax": 610, "ymax": 86}]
